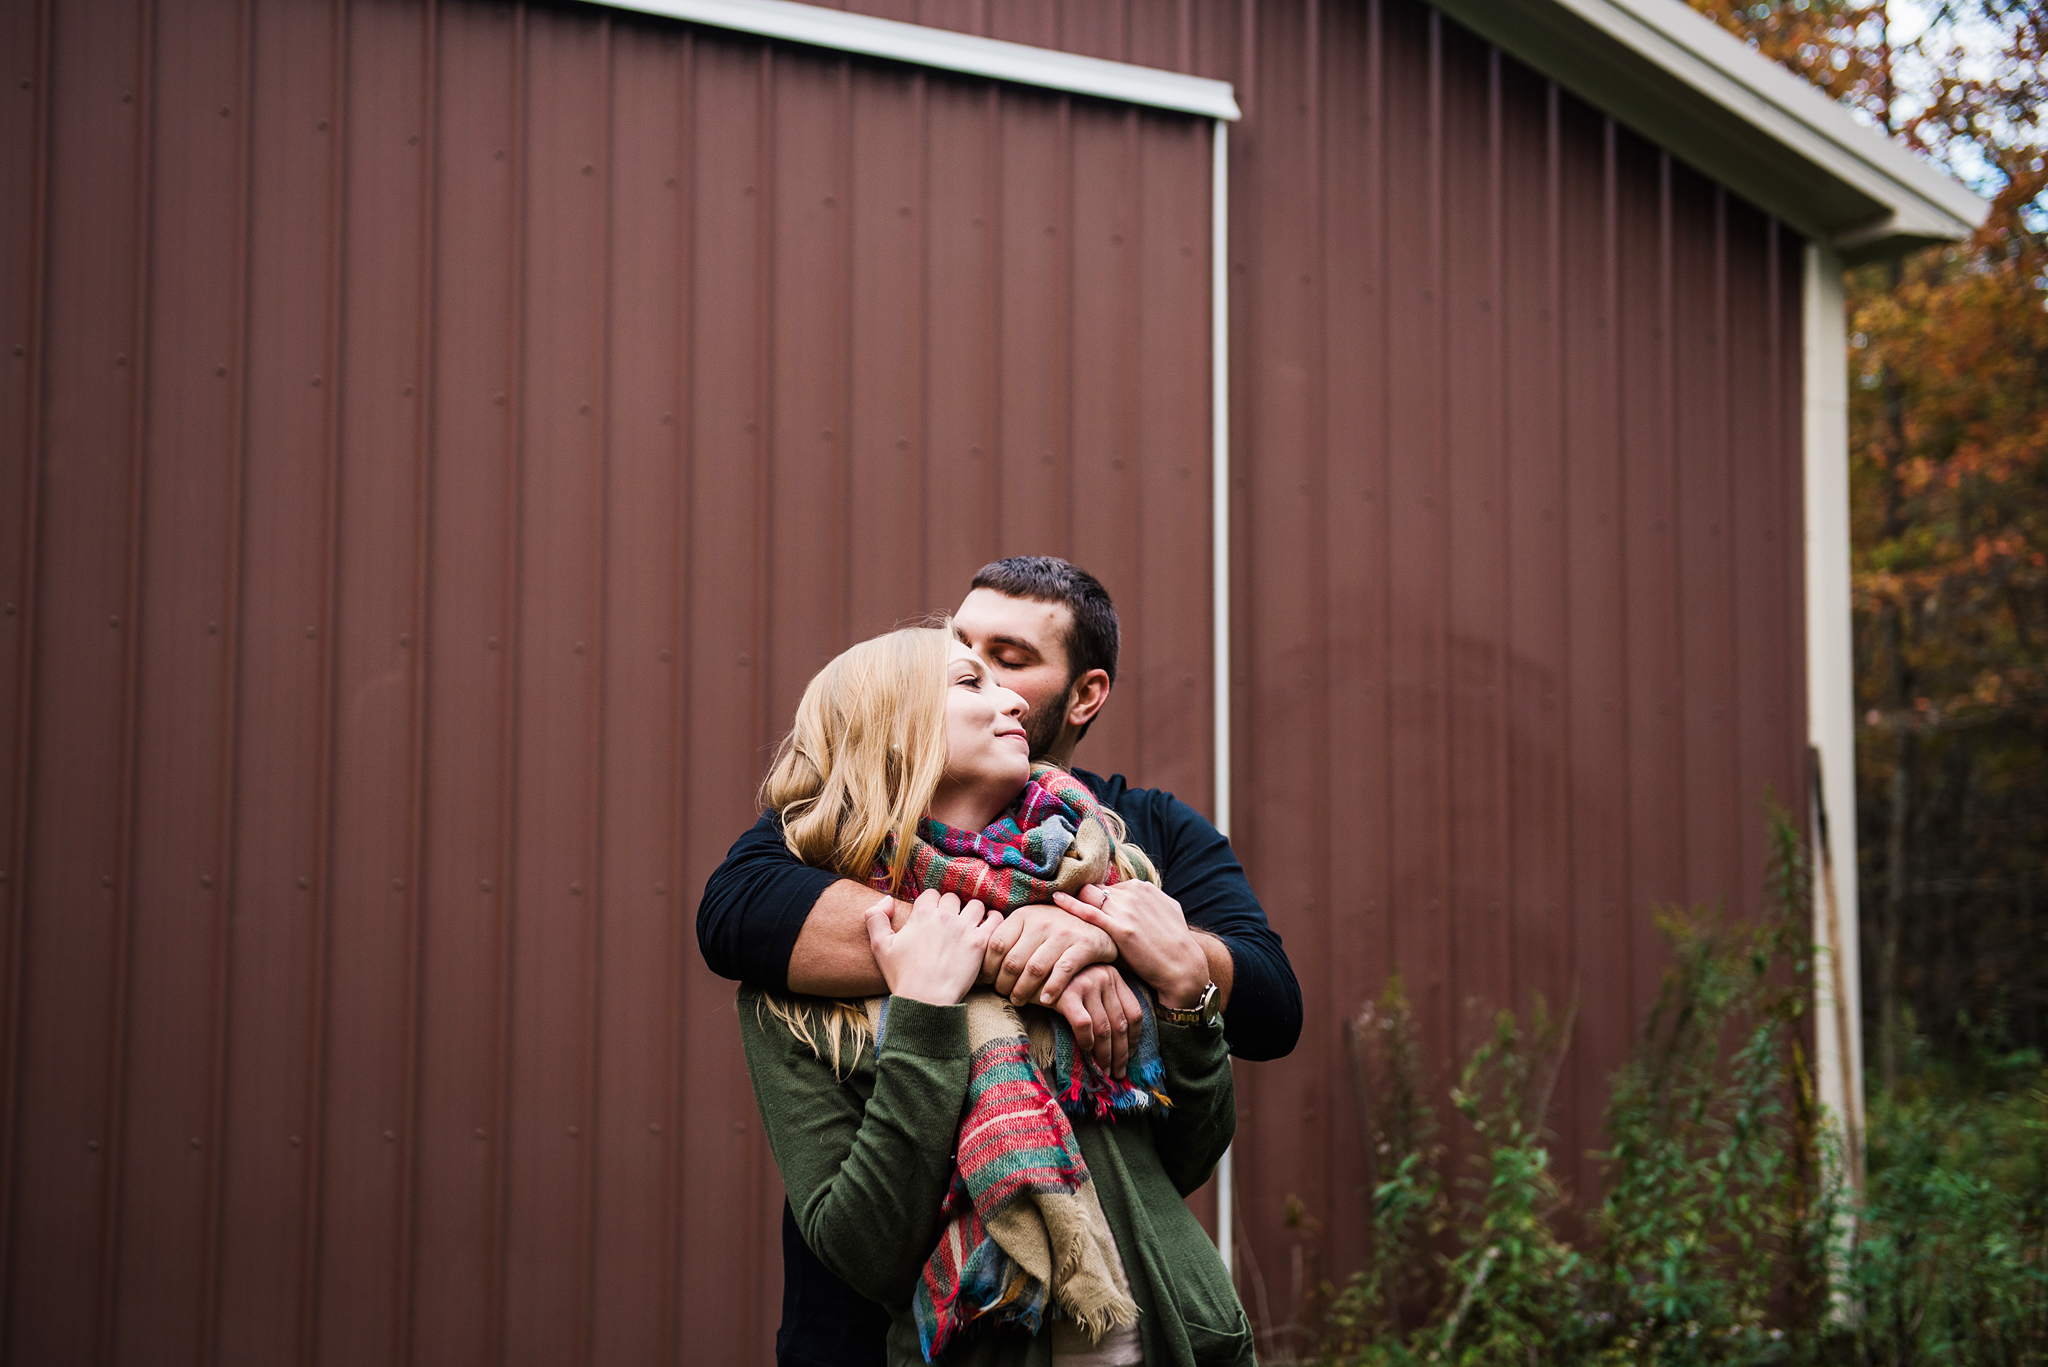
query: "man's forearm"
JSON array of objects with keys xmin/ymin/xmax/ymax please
[
  {"xmin": 1193, "ymin": 928, "xmax": 1235, "ymax": 1006},
  {"xmin": 785, "ymin": 879, "xmax": 896, "ymax": 997}
]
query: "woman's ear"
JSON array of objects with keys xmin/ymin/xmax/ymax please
[{"xmin": 1064, "ymin": 668, "xmax": 1112, "ymax": 727}]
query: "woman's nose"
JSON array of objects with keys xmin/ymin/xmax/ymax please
[{"xmin": 1000, "ymin": 688, "xmax": 1026, "ymax": 716}]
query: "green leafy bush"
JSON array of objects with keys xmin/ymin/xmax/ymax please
[{"xmin": 1316, "ymin": 816, "xmax": 2048, "ymax": 1366}]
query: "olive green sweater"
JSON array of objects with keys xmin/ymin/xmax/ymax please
[{"xmin": 738, "ymin": 990, "xmax": 1255, "ymax": 1367}]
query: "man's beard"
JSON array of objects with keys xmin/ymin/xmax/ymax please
[{"xmin": 1023, "ymin": 681, "xmax": 1074, "ymax": 761}]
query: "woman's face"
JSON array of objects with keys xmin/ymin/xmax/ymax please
[{"xmin": 939, "ymin": 638, "xmax": 1032, "ymax": 808}]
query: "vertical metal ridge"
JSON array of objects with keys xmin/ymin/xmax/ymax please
[
  {"xmin": 97, "ymin": 0, "xmax": 163, "ymax": 1347},
  {"xmin": 574, "ymin": 20, "xmax": 614, "ymax": 1367},
  {"xmin": 657, "ymin": 33, "xmax": 693, "ymax": 1366},
  {"xmin": 1544, "ymin": 75, "xmax": 1574, "ymax": 1119},
  {"xmin": 744, "ymin": 41, "xmax": 772, "ymax": 1348},
  {"xmin": 0, "ymin": 0, "xmax": 54, "ymax": 1334},
  {"xmin": 835, "ymin": 58, "xmax": 853, "ymax": 638},
  {"xmin": 485, "ymin": 10, "xmax": 530, "ymax": 1363},
  {"xmin": 1713, "ymin": 187, "xmax": 1739, "ymax": 857},
  {"xmin": 1427, "ymin": 4, "xmax": 1452, "ymax": 1049},
  {"xmin": 392, "ymin": 2, "xmax": 441, "ymax": 1360},
  {"xmin": 982, "ymin": 82, "xmax": 1001, "ymax": 552},
  {"xmin": 296, "ymin": 0, "xmax": 351, "ymax": 1358},
  {"xmin": 913, "ymin": 68, "xmax": 929, "ymax": 603},
  {"xmin": 198, "ymin": 0, "xmax": 259, "ymax": 1352},
  {"xmin": 1052, "ymin": 94, "xmax": 1071, "ymax": 559},
  {"xmin": 1487, "ymin": 42, "xmax": 1511, "ymax": 1002},
  {"xmin": 1659, "ymin": 152, "xmax": 1686, "ymax": 890},
  {"xmin": 1602, "ymin": 114, "xmax": 1634, "ymax": 1019}
]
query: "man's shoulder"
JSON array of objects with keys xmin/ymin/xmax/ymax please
[{"xmin": 1071, "ymin": 768, "xmax": 1214, "ymax": 836}]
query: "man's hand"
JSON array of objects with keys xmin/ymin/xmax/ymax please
[
  {"xmin": 1053, "ymin": 882, "xmax": 1211, "ymax": 1009},
  {"xmin": 983, "ymin": 903, "xmax": 1116, "ymax": 1006},
  {"xmin": 1050, "ymin": 964, "xmax": 1144, "ymax": 1078}
]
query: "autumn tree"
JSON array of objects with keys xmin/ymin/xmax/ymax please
[{"xmin": 1684, "ymin": 0, "xmax": 2048, "ymax": 1087}]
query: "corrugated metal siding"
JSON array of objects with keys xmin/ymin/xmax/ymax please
[
  {"xmin": 0, "ymin": 2, "xmax": 1216, "ymax": 1360},
  {"xmin": 843, "ymin": 0, "xmax": 1807, "ymax": 1336}
]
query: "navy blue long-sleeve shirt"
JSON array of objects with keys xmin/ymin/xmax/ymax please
[{"xmin": 694, "ymin": 767, "xmax": 1302, "ymax": 1063}]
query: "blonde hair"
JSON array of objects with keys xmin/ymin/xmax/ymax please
[
  {"xmin": 755, "ymin": 625, "xmax": 953, "ymax": 1071},
  {"xmin": 752, "ymin": 623, "xmax": 1159, "ymax": 1072}
]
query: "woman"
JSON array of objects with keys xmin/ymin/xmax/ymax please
[{"xmin": 738, "ymin": 624, "xmax": 1253, "ymax": 1367}]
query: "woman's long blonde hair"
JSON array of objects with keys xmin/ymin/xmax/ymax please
[
  {"xmin": 754, "ymin": 625, "xmax": 953, "ymax": 1071},
  {"xmin": 753, "ymin": 622, "xmax": 1156, "ymax": 1071}
]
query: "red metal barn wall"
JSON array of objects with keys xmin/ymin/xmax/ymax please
[
  {"xmin": 0, "ymin": 2, "xmax": 1808, "ymax": 1366},
  {"xmin": 0, "ymin": 0, "xmax": 1217, "ymax": 1361}
]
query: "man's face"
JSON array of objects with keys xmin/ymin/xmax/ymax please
[{"xmin": 952, "ymin": 588, "xmax": 1075, "ymax": 761}]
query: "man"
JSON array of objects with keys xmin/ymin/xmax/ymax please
[{"xmin": 696, "ymin": 556, "xmax": 1301, "ymax": 1367}]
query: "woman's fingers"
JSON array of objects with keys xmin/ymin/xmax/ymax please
[
  {"xmin": 862, "ymin": 895, "xmax": 897, "ymax": 958},
  {"xmin": 1051, "ymin": 888, "xmax": 1115, "ymax": 933}
]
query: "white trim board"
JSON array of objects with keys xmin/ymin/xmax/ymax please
[{"xmin": 597, "ymin": 0, "xmax": 1241, "ymax": 120}]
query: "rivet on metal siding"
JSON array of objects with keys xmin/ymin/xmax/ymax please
[
  {"xmin": 731, "ymin": 1121, "xmax": 744, "ymax": 1134},
  {"xmin": 0, "ymin": 871, "xmax": 8, "ymax": 882},
  {"xmin": 661, "ymin": 412, "xmax": 672, "ymax": 425},
  {"xmin": 736, "ymin": 654, "xmax": 750, "ymax": 667},
  {"xmin": 290, "ymin": 1135, "xmax": 301, "ymax": 1146},
  {"xmin": 298, "ymin": 876, "xmax": 309, "ymax": 889},
  {"xmin": 215, "ymin": 364, "xmax": 226, "ymax": 377},
  {"xmin": 573, "ymin": 641, "xmax": 584, "ymax": 655},
  {"xmin": 407, "ymin": 134, "xmax": 419, "ymax": 145},
  {"xmin": 649, "ymin": 1123, "xmax": 661, "ymax": 1135},
  {"xmin": 108, "ymin": 616, "xmax": 119, "ymax": 627},
  {"xmin": 392, "ymin": 878, "xmax": 404, "ymax": 891},
  {"xmin": 569, "ymin": 883, "xmax": 582, "ymax": 895},
  {"xmin": 86, "ymin": 1139, "xmax": 97, "ymax": 1151},
  {"xmin": 384, "ymin": 1130, "xmax": 395, "ymax": 1143},
  {"xmin": 1044, "ymin": 225, "xmax": 1054, "ymax": 237},
  {"xmin": 479, "ymin": 880, "xmax": 492, "ymax": 892},
  {"xmin": 653, "ymin": 883, "xmax": 667, "ymax": 896},
  {"xmin": 1111, "ymin": 235, "xmax": 1122, "ymax": 245},
  {"xmin": 665, "ymin": 177, "xmax": 675, "ymax": 188},
  {"xmin": 897, "ymin": 204, "xmax": 909, "ymax": 218},
  {"xmin": 896, "ymin": 438, "xmax": 907, "ymax": 451},
  {"xmin": 494, "ymin": 393, "xmax": 506, "ymax": 406},
  {"xmin": 968, "ymin": 445, "xmax": 981, "ymax": 459},
  {"xmin": 568, "ymin": 1125, "xmax": 580, "ymax": 1137},
  {"xmin": 578, "ymin": 403, "xmax": 590, "ymax": 415},
  {"xmin": 475, "ymin": 1128, "xmax": 486, "ymax": 1140},
  {"xmin": 317, "ymin": 120, "xmax": 328, "ymax": 132},
  {"xmin": 11, "ymin": 345, "xmax": 21, "ymax": 357},
  {"xmin": 208, "ymin": 621, "xmax": 218, "ymax": 634},
  {"xmin": 397, "ymin": 633, "xmax": 410, "ymax": 647},
  {"xmin": 582, "ymin": 164, "xmax": 593, "ymax": 175},
  {"xmin": 743, "ymin": 420, "xmax": 755, "ymax": 433},
  {"xmin": 310, "ymin": 375, "xmax": 322, "ymax": 387},
  {"xmin": 219, "ymin": 106, "xmax": 230, "ymax": 117},
  {"xmin": 102, "ymin": 875, "xmax": 112, "ymax": 887},
  {"xmin": 658, "ymin": 649, "xmax": 671, "ymax": 663},
  {"xmin": 190, "ymin": 1137, "xmax": 202, "ymax": 1149},
  {"xmin": 304, "ymin": 625, "xmax": 316, "ymax": 638},
  {"xmin": 1111, "ymin": 459, "xmax": 1125, "ymax": 472},
  {"xmin": 495, "ymin": 149, "xmax": 505, "ymax": 160},
  {"xmin": 486, "ymin": 637, "xmax": 498, "ymax": 650},
  {"xmin": 23, "ymin": 79, "xmax": 33, "ymax": 89},
  {"xmin": 116, "ymin": 354, "xmax": 127, "ymax": 366},
  {"xmin": 820, "ymin": 429, "xmax": 832, "ymax": 442},
  {"xmin": 200, "ymin": 875, "xmax": 213, "ymax": 888},
  {"xmin": 121, "ymin": 90, "xmax": 131, "ymax": 102},
  {"xmin": 403, "ymin": 385, "xmax": 413, "ymax": 397}
]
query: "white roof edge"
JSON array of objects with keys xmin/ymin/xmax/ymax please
[
  {"xmin": 592, "ymin": 0, "xmax": 1241, "ymax": 121},
  {"xmin": 1550, "ymin": 0, "xmax": 1987, "ymax": 241}
]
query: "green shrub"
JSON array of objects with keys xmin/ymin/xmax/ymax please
[{"xmin": 1316, "ymin": 814, "xmax": 2048, "ymax": 1366}]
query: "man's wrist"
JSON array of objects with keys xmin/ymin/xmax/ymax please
[{"xmin": 1157, "ymin": 943, "xmax": 1213, "ymax": 1010}]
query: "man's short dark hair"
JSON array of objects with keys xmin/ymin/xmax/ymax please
[{"xmin": 970, "ymin": 555, "xmax": 1120, "ymax": 688}]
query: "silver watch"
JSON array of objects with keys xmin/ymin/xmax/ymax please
[{"xmin": 1157, "ymin": 980, "xmax": 1220, "ymax": 1028}]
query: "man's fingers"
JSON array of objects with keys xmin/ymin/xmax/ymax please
[{"xmin": 1035, "ymin": 945, "xmax": 1095, "ymax": 1006}]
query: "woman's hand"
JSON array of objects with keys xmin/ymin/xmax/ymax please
[
  {"xmin": 1052, "ymin": 883, "xmax": 1211, "ymax": 1009},
  {"xmin": 865, "ymin": 889, "xmax": 1000, "ymax": 1006},
  {"xmin": 982, "ymin": 904, "xmax": 1117, "ymax": 1006}
]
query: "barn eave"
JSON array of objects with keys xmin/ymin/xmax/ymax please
[{"xmin": 1430, "ymin": 0, "xmax": 1990, "ymax": 261}]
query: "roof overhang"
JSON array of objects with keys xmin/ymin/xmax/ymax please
[{"xmin": 1431, "ymin": 0, "xmax": 1988, "ymax": 260}]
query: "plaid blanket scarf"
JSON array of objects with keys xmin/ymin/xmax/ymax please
[{"xmin": 865, "ymin": 766, "xmax": 1173, "ymax": 1359}]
